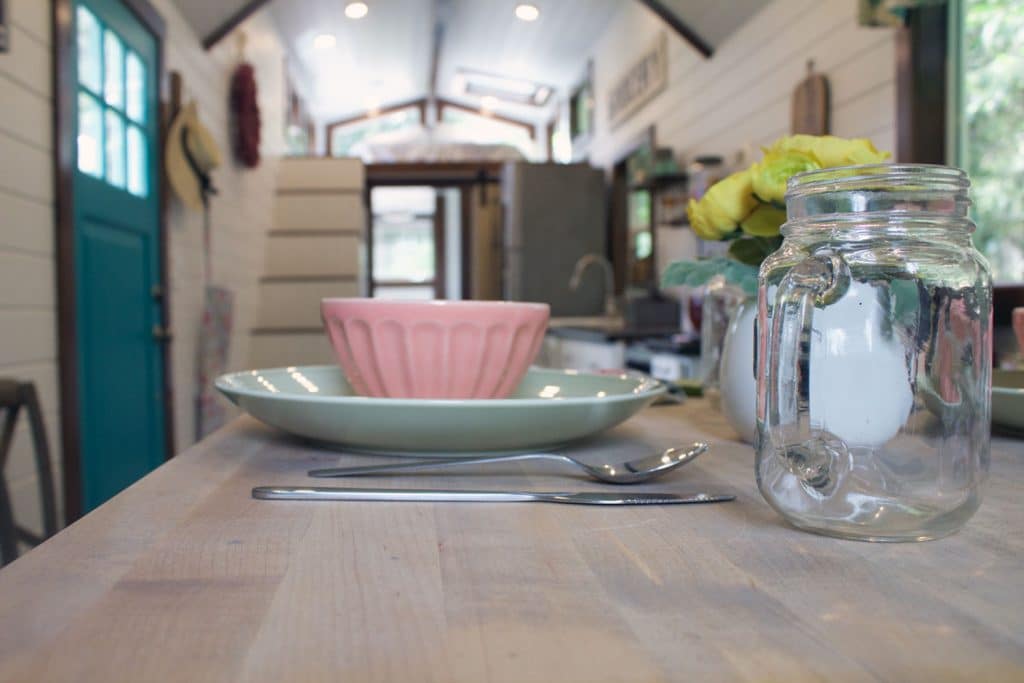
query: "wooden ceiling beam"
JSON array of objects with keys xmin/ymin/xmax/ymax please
[
  {"xmin": 637, "ymin": 0, "xmax": 713, "ymax": 58},
  {"xmin": 202, "ymin": 0, "xmax": 275, "ymax": 50}
]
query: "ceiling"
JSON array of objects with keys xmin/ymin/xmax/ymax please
[
  {"xmin": 434, "ymin": 0, "xmax": 620, "ymax": 124},
  {"xmin": 270, "ymin": 0, "xmax": 436, "ymax": 122},
  {"xmin": 173, "ymin": 0, "xmax": 767, "ymax": 124}
]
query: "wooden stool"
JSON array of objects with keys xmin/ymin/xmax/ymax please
[{"xmin": 0, "ymin": 380, "xmax": 59, "ymax": 566}]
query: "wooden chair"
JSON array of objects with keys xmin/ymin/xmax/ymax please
[{"xmin": 0, "ymin": 380, "xmax": 59, "ymax": 566}]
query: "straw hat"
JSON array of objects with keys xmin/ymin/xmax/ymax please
[{"xmin": 165, "ymin": 100, "xmax": 221, "ymax": 211}]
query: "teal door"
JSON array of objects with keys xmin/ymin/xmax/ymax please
[{"xmin": 72, "ymin": 0, "xmax": 166, "ymax": 510}]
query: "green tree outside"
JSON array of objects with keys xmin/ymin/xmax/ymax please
[{"xmin": 964, "ymin": 0, "xmax": 1024, "ymax": 281}]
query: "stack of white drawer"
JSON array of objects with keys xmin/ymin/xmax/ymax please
[{"xmin": 249, "ymin": 157, "xmax": 366, "ymax": 369}]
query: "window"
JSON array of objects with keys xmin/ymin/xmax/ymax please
[
  {"xmin": 439, "ymin": 106, "xmax": 537, "ymax": 159},
  {"xmin": 956, "ymin": 0, "xmax": 1024, "ymax": 281},
  {"xmin": 329, "ymin": 105, "xmax": 423, "ymax": 157},
  {"xmin": 75, "ymin": 6, "xmax": 149, "ymax": 198}
]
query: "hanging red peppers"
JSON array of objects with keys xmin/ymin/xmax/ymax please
[{"xmin": 230, "ymin": 62, "xmax": 261, "ymax": 168}]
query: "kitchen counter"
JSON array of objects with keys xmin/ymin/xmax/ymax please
[
  {"xmin": 0, "ymin": 402, "xmax": 1022, "ymax": 680},
  {"xmin": 546, "ymin": 323, "xmax": 683, "ymax": 343}
]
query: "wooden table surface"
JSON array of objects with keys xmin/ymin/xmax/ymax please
[{"xmin": 0, "ymin": 400, "xmax": 1022, "ymax": 682}]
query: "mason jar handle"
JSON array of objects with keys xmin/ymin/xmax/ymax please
[{"xmin": 766, "ymin": 252, "xmax": 851, "ymax": 491}]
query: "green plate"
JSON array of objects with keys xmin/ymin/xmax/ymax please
[
  {"xmin": 993, "ymin": 370, "xmax": 1024, "ymax": 434},
  {"xmin": 216, "ymin": 365, "xmax": 666, "ymax": 456}
]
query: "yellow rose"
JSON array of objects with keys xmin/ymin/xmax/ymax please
[
  {"xmin": 687, "ymin": 169, "xmax": 757, "ymax": 241},
  {"xmin": 740, "ymin": 203, "xmax": 788, "ymax": 237},
  {"xmin": 750, "ymin": 150, "xmax": 821, "ymax": 203},
  {"xmin": 765, "ymin": 134, "xmax": 891, "ymax": 168},
  {"xmin": 686, "ymin": 198, "xmax": 720, "ymax": 241}
]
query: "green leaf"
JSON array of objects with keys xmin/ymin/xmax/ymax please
[
  {"xmin": 727, "ymin": 236, "xmax": 783, "ymax": 266},
  {"xmin": 660, "ymin": 257, "xmax": 759, "ymax": 296}
]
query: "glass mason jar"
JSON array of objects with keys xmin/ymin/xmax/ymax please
[
  {"xmin": 756, "ymin": 164, "xmax": 992, "ymax": 542},
  {"xmin": 699, "ymin": 275, "xmax": 746, "ymax": 402}
]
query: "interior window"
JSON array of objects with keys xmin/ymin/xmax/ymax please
[
  {"xmin": 439, "ymin": 106, "xmax": 536, "ymax": 159},
  {"xmin": 329, "ymin": 106, "xmax": 423, "ymax": 157}
]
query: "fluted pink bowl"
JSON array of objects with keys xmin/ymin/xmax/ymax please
[{"xmin": 321, "ymin": 298, "xmax": 550, "ymax": 399}]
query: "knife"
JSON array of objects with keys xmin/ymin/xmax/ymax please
[{"xmin": 252, "ymin": 486, "xmax": 735, "ymax": 505}]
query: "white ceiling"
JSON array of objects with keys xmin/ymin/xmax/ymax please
[
  {"xmin": 434, "ymin": 0, "xmax": 620, "ymax": 124},
  {"xmin": 267, "ymin": 0, "xmax": 620, "ymax": 124},
  {"xmin": 270, "ymin": 0, "xmax": 435, "ymax": 122},
  {"xmin": 173, "ymin": 0, "xmax": 766, "ymax": 124}
]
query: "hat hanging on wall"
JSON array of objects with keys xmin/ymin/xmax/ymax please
[{"xmin": 165, "ymin": 100, "xmax": 222, "ymax": 211}]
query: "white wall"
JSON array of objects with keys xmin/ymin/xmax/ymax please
[
  {"xmin": 0, "ymin": 0, "xmax": 297, "ymax": 536},
  {"xmin": 587, "ymin": 0, "xmax": 898, "ymax": 170},
  {"xmin": 157, "ymin": 1, "xmax": 288, "ymax": 447},
  {"xmin": 0, "ymin": 0, "xmax": 61, "ymax": 536}
]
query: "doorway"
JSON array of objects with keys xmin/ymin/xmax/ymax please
[
  {"xmin": 364, "ymin": 162, "xmax": 504, "ymax": 301},
  {"xmin": 55, "ymin": 0, "xmax": 169, "ymax": 517}
]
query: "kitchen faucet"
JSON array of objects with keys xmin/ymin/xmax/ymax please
[{"xmin": 569, "ymin": 254, "xmax": 618, "ymax": 318}]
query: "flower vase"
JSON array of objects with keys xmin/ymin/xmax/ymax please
[
  {"xmin": 719, "ymin": 297, "xmax": 758, "ymax": 443},
  {"xmin": 698, "ymin": 277, "xmax": 746, "ymax": 397}
]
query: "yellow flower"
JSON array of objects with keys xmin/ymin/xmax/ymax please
[
  {"xmin": 687, "ymin": 169, "xmax": 757, "ymax": 240},
  {"xmin": 750, "ymin": 150, "xmax": 821, "ymax": 203},
  {"xmin": 765, "ymin": 134, "xmax": 891, "ymax": 168},
  {"xmin": 686, "ymin": 198, "xmax": 719, "ymax": 241},
  {"xmin": 740, "ymin": 203, "xmax": 788, "ymax": 237}
]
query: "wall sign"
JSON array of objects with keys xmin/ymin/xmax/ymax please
[
  {"xmin": 608, "ymin": 32, "xmax": 667, "ymax": 129},
  {"xmin": 0, "ymin": 0, "xmax": 9, "ymax": 53}
]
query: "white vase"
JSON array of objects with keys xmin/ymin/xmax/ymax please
[
  {"xmin": 719, "ymin": 281, "xmax": 915, "ymax": 447},
  {"xmin": 719, "ymin": 298, "xmax": 757, "ymax": 443}
]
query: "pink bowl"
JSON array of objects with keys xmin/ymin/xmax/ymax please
[{"xmin": 321, "ymin": 299, "xmax": 550, "ymax": 399}]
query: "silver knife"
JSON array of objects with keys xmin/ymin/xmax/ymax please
[{"xmin": 252, "ymin": 486, "xmax": 735, "ymax": 505}]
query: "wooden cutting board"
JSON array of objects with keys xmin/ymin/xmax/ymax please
[{"xmin": 791, "ymin": 61, "xmax": 830, "ymax": 134}]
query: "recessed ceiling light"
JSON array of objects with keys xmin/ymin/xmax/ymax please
[
  {"xmin": 313, "ymin": 33, "xmax": 337, "ymax": 50},
  {"xmin": 481, "ymin": 95, "xmax": 500, "ymax": 111},
  {"xmin": 345, "ymin": 2, "xmax": 369, "ymax": 19},
  {"xmin": 515, "ymin": 4, "xmax": 539, "ymax": 21}
]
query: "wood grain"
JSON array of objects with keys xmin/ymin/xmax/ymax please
[{"xmin": 0, "ymin": 401, "xmax": 1021, "ymax": 681}]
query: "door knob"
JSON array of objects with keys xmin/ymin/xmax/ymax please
[{"xmin": 152, "ymin": 324, "xmax": 173, "ymax": 342}]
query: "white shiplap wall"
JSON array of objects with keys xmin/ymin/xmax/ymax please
[
  {"xmin": 0, "ymin": 0, "xmax": 294, "ymax": 536},
  {"xmin": 0, "ymin": 0, "xmax": 63, "ymax": 536},
  {"xmin": 588, "ymin": 0, "xmax": 898, "ymax": 169},
  {"xmin": 155, "ymin": 0, "xmax": 287, "ymax": 448}
]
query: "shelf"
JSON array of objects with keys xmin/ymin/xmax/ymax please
[{"xmin": 629, "ymin": 172, "xmax": 689, "ymax": 192}]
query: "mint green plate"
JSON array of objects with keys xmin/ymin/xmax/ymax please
[
  {"xmin": 216, "ymin": 365, "xmax": 666, "ymax": 456},
  {"xmin": 993, "ymin": 370, "xmax": 1024, "ymax": 434}
]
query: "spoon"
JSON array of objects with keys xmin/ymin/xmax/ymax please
[{"xmin": 307, "ymin": 441, "xmax": 709, "ymax": 484}]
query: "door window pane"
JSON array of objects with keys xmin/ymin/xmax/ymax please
[
  {"xmin": 105, "ymin": 111, "xmax": 126, "ymax": 188},
  {"xmin": 127, "ymin": 125, "xmax": 147, "ymax": 197},
  {"xmin": 78, "ymin": 93, "xmax": 103, "ymax": 177},
  {"xmin": 77, "ymin": 7, "xmax": 102, "ymax": 93},
  {"xmin": 103, "ymin": 31, "xmax": 124, "ymax": 109},
  {"xmin": 125, "ymin": 51, "xmax": 146, "ymax": 123}
]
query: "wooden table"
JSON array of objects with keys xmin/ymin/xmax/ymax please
[{"xmin": 0, "ymin": 401, "xmax": 1022, "ymax": 681}]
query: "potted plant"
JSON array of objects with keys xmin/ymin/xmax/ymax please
[{"xmin": 662, "ymin": 135, "xmax": 891, "ymax": 442}]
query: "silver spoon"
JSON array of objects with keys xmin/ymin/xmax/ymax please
[{"xmin": 307, "ymin": 441, "xmax": 709, "ymax": 484}]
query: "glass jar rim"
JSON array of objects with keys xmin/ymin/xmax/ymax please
[{"xmin": 786, "ymin": 163, "xmax": 969, "ymax": 197}]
